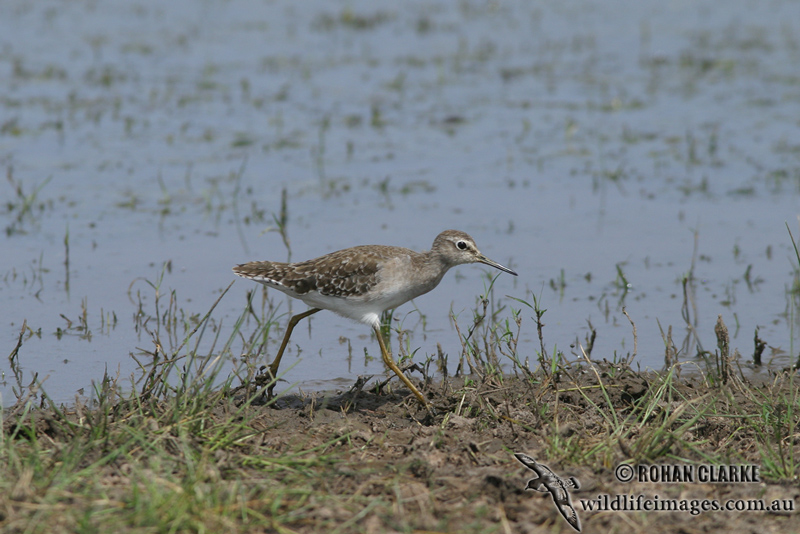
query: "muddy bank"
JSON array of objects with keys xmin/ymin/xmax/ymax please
[{"xmin": 4, "ymin": 363, "xmax": 796, "ymax": 533}]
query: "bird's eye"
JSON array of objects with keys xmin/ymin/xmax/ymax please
[{"xmin": 457, "ymin": 241, "xmax": 468, "ymax": 250}]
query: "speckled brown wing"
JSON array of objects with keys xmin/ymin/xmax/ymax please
[
  {"xmin": 290, "ymin": 246, "xmax": 386, "ymax": 297},
  {"xmin": 233, "ymin": 245, "xmax": 404, "ymax": 298}
]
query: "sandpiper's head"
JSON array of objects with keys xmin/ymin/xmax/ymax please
[{"xmin": 431, "ymin": 230, "xmax": 518, "ymax": 275}]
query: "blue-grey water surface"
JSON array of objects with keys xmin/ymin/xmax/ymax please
[{"xmin": 2, "ymin": 0, "xmax": 799, "ymax": 403}]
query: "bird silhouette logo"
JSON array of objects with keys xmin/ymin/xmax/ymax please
[{"xmin": 514, "ymin": 453, "xmax": 581, "ymax": 532}]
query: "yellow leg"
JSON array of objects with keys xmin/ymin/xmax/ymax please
[
  {"xmin": 373, "ymin": 325, "xmax": 431, "ymax": 409},
  {"xmin": 266, "ymin": 308, "xmax": 321, "ymax": 397}
]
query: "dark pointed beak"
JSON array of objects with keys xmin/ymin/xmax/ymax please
[{"xmin": 477, "ymin": 255, "xmax": 517, "ymax": 276}]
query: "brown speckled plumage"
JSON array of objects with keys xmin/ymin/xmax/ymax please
[{"xmin": 234, "ymin": 244, "xmax": 407, "ymax": 299}]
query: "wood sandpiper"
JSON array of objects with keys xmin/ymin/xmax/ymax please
[{"xmin": 233, "ymin": 229, "xmax": 517, "ymax": 409}]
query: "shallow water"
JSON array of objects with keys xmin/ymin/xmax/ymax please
[{"xmin": 2, "ymin": 0, "xmax": 799, "ymax": 404}]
